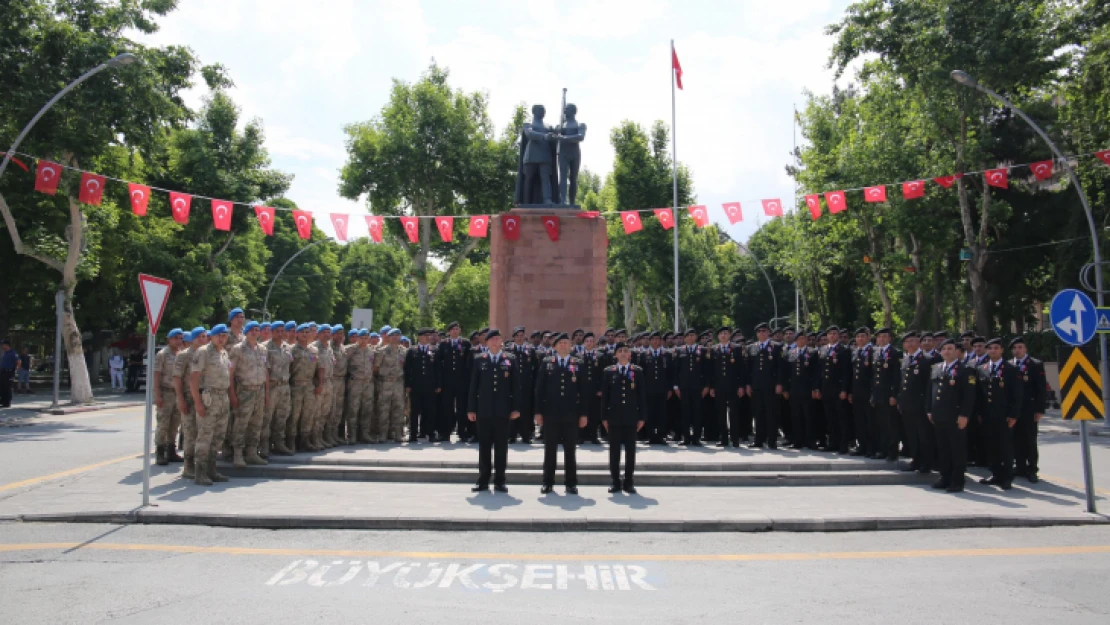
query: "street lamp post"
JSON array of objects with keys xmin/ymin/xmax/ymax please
[
  {"xmin": 262, "ymin": 238, "xmax": 328, "ymax": 322},
  {"xmin": 736, "ymin": 242, "xmax": 779, "ymax": 329},
  {"xmin": 952, "ymin": 69, "xmax": 1101, "ymax": 513}
]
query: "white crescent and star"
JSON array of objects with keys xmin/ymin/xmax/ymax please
[
  {"xmin": 545, "ymin": 219, "xmax": 555, "ymax": 229},
  {"xmin": 909, "ymin": 183, "xmax": 920, "ymax": 191},
  {"xmin": 726, "ymin": 206, "xmax": 737, "ymax": 215},
  {"xmin": 990, "ymin": 172, "xmax": 1004, "ymax": 183},
  {"xmin": 473, "ymin": 218, "xmax": 485, "ymax": 229},
  {"xmin": 40, "ymin": 166, "xmax": 56, "ymax": 181},
  {"xmin": 297, "ymin": 216, "xmax": 308, "ymax": 227},
  {"xmin": 173, "ymin": 198, "xmax": 186, "ymax": 210},
  {"xmin": 767, "ymin": 201, "xmax": 780, "ymax": 210},
  {"xmin": 807, "ymin": 197, "xmax": 818, "ymax": 207},
  {"xmin": 1035, "ymin": 164, "xmax": 1049, "ymax": 175},
  {"xmin": 693, "ymin": 209, "xmax": 704, "ymax": 219},
  {"xmin": 216, "ymin": 207, "xmax": 227, "ymax": 219},
  {"xmin": 131, "ymin": 189, "xmax": 145, "ymax": 202},
  {"xmin": 867, "ymin": 189, "xmax": 880, "ymax": 197},
  {"xmin": 659, "ymin": 212, "xmax": 671, "ymax": 223},
  {"xmin": 369, "ymin": 219, "xmax": 380, "ymax": 230},
  {"xmin": 625, "ymin": 214, "xmax": 637, "ymax": 224},
  {"xmin": 507, "ymin": 219, "xmax": 518, "ymax": 229},
  {"xmin": 86, "ymin": 178, "xmax": 100, "ymax": 192}
]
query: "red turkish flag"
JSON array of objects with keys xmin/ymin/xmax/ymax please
[
  {"xmin": 1030, "ymin": 160, "xmax": 1054, "ymax": 181},
  {"xmin": 722, "ymin": 202, "xmax": 743, "ymax": 224},
  {"xmin": 985, "ymin": 168, "xmax": 1009, "ymax": 189},
  {"xmin": 365, "ymin": 215, "xmax": 383, "ymax": 243},
  {"xmin": 762, "ymin": 199, "xmax": 783, "ymax": 217},
  {"xmin": 654, "ymin": 208, "xmax": 675, "ymax": 230},
  {"xmin": 824, "ymin": 191, "xmax": 847, "ymax": 213},
  {"xmin": 672, "ymin": 47, "xmax": 683, "ymax": 90},
  {"xmin": 805, "ymin": 194, "xmax": 822, "ymax": 220},
  {"xmin": 400, "ymin": 216, "xmax": 419, "ymax": 243},
  {"xmin": 932, "ymin": 175, "xmax": 961, "ymax": 189},
  {"xmin": 211, "ymin": 199, "xmax": 233, "ymax": 231},
  {"xmin": 292, "ymin": 210, "xmax": 313, "ymax": 239},
  {"xmin": 78, "ymin": 172, "xmax": 106, "ymax": 205},
  {"xmin": 620, "ymin": 210, "xmax": 643, "ymax": 234},
  {"xmin": 576, "ymin": 211, "xmax": 600, "ymax": 219},
  {"xmin": 468, "ymin": 215, "xmax": 489, "ymax": 238},
  {"xmin": 169, "ymin": 192, "xmax": 192, "ymax": 224},
  {"xmin": 128, "ymin": 183, "xmax": 150, "ymax": 216},
  {"xmin": 435, "ymin": 216, "xmax": 453, "ymax": 242},
  {"xmin": 254, "ymin": 206, "xmax": 275, "ymax": 236},
  {"xmin": 863, "ymin": 185, "xmax": 887, "ymax": 203},
  {"xmin": 542, "ymin": 216, "xmax": 559, "ymax": 241},
  {"xmin": 901, "ymin": 181, "xmax": 925, "ymax": 200},
  {"xmin": 501, "ymin": 214, "xmax": 521, "ymax": 241},
  {"xmin": 687, "ymin": 205, "xmax": 709, "ymax": 228},
  {"xmin": 1095, "ymin": 150, "xmax": 1110, "ymax": 166},
  {"xmin": 330, "ymin": 213, "xmax": 349, "ymax": 242},
  {"xmin": 34, "ymin": 160, "xmax": 62, "ymax": 195}
]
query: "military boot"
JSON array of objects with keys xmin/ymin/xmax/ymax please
[
  {"xmin": 286, "ymin": 433, "xmax": 297, "ymax": 453},
  {"xmin": 155, "ymin": 445, "xmax": 168, "ymax": 466},
  {"xmin": 208, "ymin": 451, "xmax": 229, "ymax": 482},
  {"xmin": 182, "ymin": 455, "xmax": 196, "ymax": 479},
  {"xmin": 272, "ymin": 438, "xmax": 294, "ymax": 456},
  {"xmin": 233, "ymin": 449, "xmax": 247, "ymax": 469},
  {"xmin": 166, "ymin": 443, "xmax": 184, "ymax": 462},
  {"xmin": 245, "ymin": 448, "xmax": 267, "ymax": 465},
  {"xmin": 194, "ymin": 457, "xmax": 213, "ymax": 486}
]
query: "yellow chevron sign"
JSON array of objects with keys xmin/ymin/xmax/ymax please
[{"xmin": 1060, "ymin": 348, "xmax": 1104, "ymax": 421}]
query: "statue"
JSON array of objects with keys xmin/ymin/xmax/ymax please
[
  {"xmin": 514, "ymin": 97, "xmax": 587, "ymax": 207},
  {"xmin": 556, "ymin": 103, "xmax": 586, "ymax": 206}
]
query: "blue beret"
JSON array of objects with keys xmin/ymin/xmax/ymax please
[
  {"xmin": 270, "ymin": 321, "xmax": 284, "ymax": 329},
  {"xmin": 296, "ymin": 323, "xmax": 311, "ymax": 332},
  {"xmin": 318, "ymin": 325, "xmax": 332, "ymax": 333},
  {"xmin": 208, "ymin": 324, "xmax": 229, "ymax": 336},
  {"xmin": 190, "ymin": 327, "xmax": 207, "ymax": 341},
  {"xmin": 284, "ymin": 321, "xmax": 296, "ymax": 331},
  {"xmin": 167, "ymin": 328, "xmax": 184, "ymax": 339},
  {"xmin": 388, "ymin": 328, "xmax": 402, "ymax": 336},
  {"xmin": 332, "ymin": 324, "xmax": 344, "ymax": 332},
  {"xmin": 308, "ymin": 322, "xmax": 317, "ymax": 329},
  {"xmin": 369, "ymin": 332, "xmax": 380, "ymax": 338},
  {"xmin": 244, "ymin": 321, "xmax": 260, "ymax": 333},
  {"xmin": 182, "ymin": 332, "xmax": 194, "ymax": 343},
  {"xmin": 348, "ymin": 329, "xmax": 359, "ymax": 336},
  {"xmin": 228, "ymin": 308, "xmax": 244, "ymax": 322},
  {"xmin": 358, "ymin": 329, "xmax": 370, "ymax": 337},
  {"xmin": 380, "ymin": 325, "xmax": 392, "ymax": 334},
  {"xmin": 401, "ymin": 335, "xmax": 410, "ymax": 342}
]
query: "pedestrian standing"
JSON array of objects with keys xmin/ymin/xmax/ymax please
[
  {"xmin": 261, "ymin": 322, "xmax": 294, "ymax": 457},
  {"xmin": 468, "ymin": 329, "xmax": 520, "ymax": 493},
  {"xmin": 977, "ymin": 338, "xmax": 1019, "ymax": 490},
  {"xmin": 345, "ymin": 329, "xmax": 376, "ymax": 443},
  {"xmin": 782, "ymin": 332, "xmax": 818, "ymax": 449},
  {"xmin": 1010, "ymin": 337, "xmax": 1047, "ymax": 483},
  {"xmin": 817, "ymin": 326, "xmax": 851, "ymax": 453},
  {"xmin": 374, "ymin": 328, "xmax": 407, "ymax": 442},
  {"xmin": 674, "ymin": 329, "xmax": 708, "ymax": 446},
  {"xmin": 601, "ymin": 342, "xmax": 646, "ymax": 494},
  {"xmin": 578, "ymin": 332, "xmax": 604, "ymax": 445},
  {"xmin": 534, "ymin": 333, "xmax": 586, "ymax": 494},
  {"xmin": 16, "ymin": 347, "xmax": 32, "ymax": 394},
  {"xmin": 1, "ymin": 340, "xmax": 18, "ymax": 407},
  {"xmin": 439, "ymin": 322, "xmax": 472, "ymax": 443},
  {"xmin": 404, "ymin": 328, "xmax": 441, "ymax": 442},
  {"xmin": 288, "ymin": 324, "xmax": 320, "ymax": 452},
  {"xmin": 898, "ymin": 331, "xmax": 933, "ymax": 473},
  {"xmin": 747, "ymin": 323, "xmax": 784, "ymax": 449},
  {"xmin": 108, "ymin": 350, "xmax": 125, "ymax": 391},
  {"xmin": 709, "ymin": 326, "xmax": 744, "ymax": 447},
  {"xmin": 871, "ymin": 327, "xmax": 902, "ymax": 462},
  {"xmin": 329, "ymin": 325, "xmax": 349, "ymax": 444},
  {"xmin": 927, "ymin": 339, "xmax": 977, "ymax": 493}
]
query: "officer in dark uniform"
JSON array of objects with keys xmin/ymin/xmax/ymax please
[
  {"xmin": 1010, "ymin": 336, "xmax": 1047, "ymax": 482},
  {"xmin": 534, "ymin": 333, "xmax": 586, "ymax": 494},
  {"xmin": 438, "ymin": 321, "xmax": 472, "ymax": 443},
  {"xmin": 898, "ymin": 331, "xmax": 933, "ymax": 473},
  {"xmin": 849, "ymin": 327, "xmax": 875, "ymax": 456},
  {"xmin": 601, "ymin": 342, "xmax": 647, "ymax": 494},
  {"xmin": 927, "ymin": 339, "xmax": 978, "ymax": 493},
  {"xmin": 699, "ymin": 330, "xmax": 718, "ymax": 442},
  {"xmin": 638, "ymin": 332, "xmax": 673, "ymax": 445},
  {"xmin": 817, "ymin": 326, "xmax": 852, "ymax": 453},
  {"xmin": 782, "ymin": 331, "xmax": 818, "ymax": 448},
  {"xmin": 577, "ymin": 332, "xmax": 604, "ymax": 444},
  {"xmin": 468, "ymin": 330, "xmax": 521, "ymax": 493},
  {"xmin": 709, "ymin": 326, "xmax": 744, "ymax": 447},
  {"xmin": 746, "ymin": 322, "xmax": 784, "ymax": 449},
  {"xmin": 977, "ymin": 338, "xmax": 1019, "ymax": 489},
  {"xmin": 965, "ymin": 336, "xmax": 989, "ymax": 466},
  {"xmin": 673, "ymin": 328, "xmax": 709, "ymax": 446},
  {"xmin": 508, "ymin": 326, "xmax": 536, "ymax": 444},
  {"xmin": 870, "ymin": 327, "xmax": 901, "ymax": 462},
  {"xmin": 731, "ymin": 329, "xmax": 752, "ymax": 443},
  {"xmin": 404, "ymin": 328, "xmax": 441, "ymax": 442},
  {"xmin": 572, "ymin": 328, "xmax": 586, "ymax": 355}
]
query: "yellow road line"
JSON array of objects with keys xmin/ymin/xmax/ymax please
[
  {"xmin": 0, "ymin": 454, "xmax": 140, "ymax": 493},
  {"xmin": 1042, "ymin": 474, "xmax": 1110, "ymax": 497},
  {"xmin": 0, "ymin": 542, "xmax": 1108, "ymax": 562}
]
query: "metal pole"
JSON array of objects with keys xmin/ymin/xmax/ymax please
[
  {"xmin": 738, "ymin": 242, "xmax": 778, "ymax": 327},
  {"xmin": 262, "ymin": 238, "xmax": 326, "ymax": 321},
  {"xmin": 671, "ymin": 39, "xmax": 681, "ymax": 334},
  {"xmin": 50, "ymin": 289, "xmax": 63, "ymax": 409},
  {"xmin": 141, "ymin": 326, "xmax": 154, "ymax": 508}
]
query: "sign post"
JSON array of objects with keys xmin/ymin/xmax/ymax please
[
  {"xmin": 1049, "ymin": 289, "xmax": 1099, "ymax": 513},
  {"xmin": 138, "ymin": 274, "xmax": 172, "ymax": 508}
]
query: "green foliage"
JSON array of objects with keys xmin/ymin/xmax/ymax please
[{"xmin": 432, "ymin": 259, "xmax": 489, "ymax": 332}]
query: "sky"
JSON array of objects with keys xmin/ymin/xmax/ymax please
[{"xmin": 135, "ymin": 0, "xmax": 859, "ymax": 242}]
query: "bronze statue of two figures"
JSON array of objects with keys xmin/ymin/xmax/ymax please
[{"xmin": 513, "ymin": 103, "xmax": 587, "ymax": 208}]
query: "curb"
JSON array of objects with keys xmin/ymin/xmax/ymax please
[
  {"xmin": 3, "ymin": 510, "xmax": 1106, "ymax": 533},
  {"xmin": 39, "ymin": 401, "xmax": 146, "ymax": 415}
]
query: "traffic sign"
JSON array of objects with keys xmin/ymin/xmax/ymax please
[
  {"xmin": 138, "ymin": 273, "xmax": 173, "ymax": 334},
  {"xmin": 1059, "ymin": 348, "xmax": 1104, "ymax": 421},
  {"xmin": 1097, "ymin": 307, "xmax": 1110, "ymax": 334},
  {"xmin": 1050, "ymin": 289, "xmax": 1097, "ymax": 346}
]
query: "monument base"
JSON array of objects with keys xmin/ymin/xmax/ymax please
[
  {"xmin": 515, "ymin": 203, "xmax": 582, "ymax": 210},
  {"xmin": 489, "ymin": 209, "xmax": 607, "ymax": 334}
]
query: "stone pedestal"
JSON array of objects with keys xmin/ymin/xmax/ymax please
[{"xmin": 489, "ymin": 209, "xmax": 608, "ymax": 333}]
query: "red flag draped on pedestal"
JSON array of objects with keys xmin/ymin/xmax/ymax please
[
  {"xmin": 469, "ymin": 215, "xmax": 489, "ymax": 238},
  {"xmin": 654, "ymin": 208, "xmax": 674, "ymax": 230},
  {"xmin": 292, "ymin": 210, "xmax": 313, "ymax": 239},
  {"xmin": 330, "ymin": 213, "xmax": 349, "ymax": 242},
  {"xmin": 688, "ymin": 205, "xmax": 709, "ymax": 228},
  {"xmin": 863, "ymin": 185, "xmax": 886, "ymax": 203},
  {"xmin": 621, "ymin": 210, "xmax": 643, "ymax": 234},
  {"xmin": 78, "ymin": 173, "xmax": 106, "ymax": 205},
  {"xmin": 254, "ymin": 206, "xmax": 275, "ymax": 235},
  {"xmin": 435, "ymin": 216, "xmax": 453, "ymax": 242},
  {"xmin": 400, "ymin": 216, "xmax": 419, "ymax": 243},
  {"xmin": 805, "ymin": 194, "xmax": 821, "ymax": 220},
  {"xmin": 128, "ymin": 183, "xmax": 150, "ymax": 216},
  {"xmin": 722, "ymin": 202, "xmax": 743, "ymax": 224},
  {"xmin": 985, "ymin": 168, "xmax": 1009, "ymax": 189},
  {"xmin": 211, "ymin": 199, "xmax": 233, "ymax": 231},
  {"xmin": 34, "ymin": 160, "xmax": 62, "ymax": 195},
  {"xmin": 501, "ymin": 214, "xmax": 520, "ymax": 241},
  {"xmin": 365, "ymin": 215, "xmax": 383, "ymax": 243},
  {"xmin": 169, "ymin": 192, "xmax": 192, "ymax": 224},
  {"xmin": 542, "ymin": 216, "xmax": 559, "ymax": 241},
  {"xmin": 902, "ymin": 181, "xmax": 925, "ymax": 200}
]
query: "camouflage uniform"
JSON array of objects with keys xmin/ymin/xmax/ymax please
[
  {"xmin": 173, "ymin": 344, "xmax": 199, "ymax": 478},
  {"xmin": 288, "ymin": 342, "xmax": 319, "ymax": 451},
  {"xmin": 375, "ymin": 343, "xmax": 407, "ymax": 441},
  {"xmin": 310, "ymin": 339, "xmax": 335, "ymax": 449},
  {"xmin": 263, "ymin": 338, "xmax": 293, "ymax": 456},
  {"xmin": 345, "ymin": 343, "xmax": 376, "ymax": 442},
  {"xmin": 222, "ymin": 330, "xmax": 244, "ymax": 457},
  {"xmin": 329, "ymin": 342, "xmax": 349, "ymax": 445},
  {"xmin": 191, "ymin": 343, "xmax": 232, "ymax": 485},
  {"xmin": 152, "ymin": 345, "xmax": 181, "ymax": 463},
  {"xmin": 229, "ymin": 340, "xmax": 269, "ymax": 466}
]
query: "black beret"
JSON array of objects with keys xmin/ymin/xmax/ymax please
[
  {"xmin": 542, "ymin": 330, "xmax": 552, "ymax": 337},
  {"xmin": 817, "ymin": 332, "xmax": 827, "ymax": 339},
  {"xmin": 700, "ymin": 330, "xmax": 711, "ymax": 338},
  {"xmin": 1009, "ymin": 336, "xmax": 1025, "ymax": 348},
  {"xmin": 875, "ymin": 327, "xmax": 892, "ymax": 336},
  {"xmin": 986, "ymin": 337, "xmax": 1002, "ymax": 347},
  {"xmin": 583, "ymin": 331, "xmax": 595, "ymax": 339},
  {"xmin": 755, "ymin": 322, "xmax": 770, "ymax": 331},
  {"xmin": 530, "ymin": 331, "xmax": 541, "ymax": 338},
  {"xmin": 553, "ymin": 332, "xmax": 570, "ymax": 342},
  {"xmin": 605, "ymin": 328, "xmax": 616, "ymax": 334},
  {"xmin": 772, "ymin": 328, "xmax": 784, "ymax": 334},
  {"xmin": 855, "ymin": 327, "xmax": 871, "ymax": 336},
  {"xmin": 486, "ymin": 329, "xmax": 501, "ymax": 339},
  {"xmin": 960, "ymin": 331, "xmax": 975, "ymax": 339},
  {"xmin": 613, "ymin": 342, "xmax": 629, "ymax": 350},
  {"xmin": 934, "ymin": 331, "xmax": 949, "ymax": 339},
  {"xmin": 921, "ymin": 332, "xmax": 934, "ymax": 339},
  {"xmin": 615, "ymin": 328, "xmax": 628, "ymax": 335},
  {"xmin": 971, "ymin": 336, "xmax": 986, "ymax": 345},
  {"xmin": 649, "ymin": 331, "xmax": 661, "ymax": 338},
  {"xmin": 417, "ymin": 328, "xmax": 434, "ymax": 336},
  {"xmin": 685, "ymin": 328, "xmax": 698, "ymax": 336},
  {"xmin": 717, "ymin": 326, "xmax": 732, "ymax": 334},
  {"xmin": 783, "ymin": 326, "xmax": 795, "ymax": 333},
  {"xmin": 663, "ymin": 332, "xmax": 674, "ymax": 338},
  {"xmin": 825, "ymin": 325, "xmax": 839, "ymax": 333},
  {"xmin": 940, "ymin": 338, "xmax": 957, "ymax": 348},
  {"xmin": 469, "ymin": 331, "xmax": 479, "ymax": 339},
  {"xmin": 447, "ymin": 321, "xmax": 460, "ymax": 330},
  {"xmin": 573, "ymin": 328, "xmax": 584, "ymax": 334},
  {"xmin": 902, "ymin": 331, "xmax": 919, "ymax": 340},
  {"xmin": 512, "ymin": 326, "xmax": 525, "ymax": 335},
  {"xmin": 480, "ymin": 327, "xmax": 489, "ymax": 334}
]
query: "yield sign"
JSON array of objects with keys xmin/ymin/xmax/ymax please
[{"xmin": 138, "ymin": 273, "xmax": 173, "ymax": 334}]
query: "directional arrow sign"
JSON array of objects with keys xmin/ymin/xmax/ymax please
[
  {"xmin": 1059, "ymin": 348, "xmax": 1104, "ymax": 421},
  {"xmin": 138, "ymin": 273, "xmax": 173, "ymax": 335},
  {"xmin": 1050, "ymin": 289, "xmax": 1096, "ymax": 346}
]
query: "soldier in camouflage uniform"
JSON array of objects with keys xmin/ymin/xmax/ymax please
[
  {"xmin": 189, "ymin": 324, "xmax": 233, "ymax": 486},
  {"xmin": 288, "ymin": 323, "xmax": 320, "ymax": 452},
  {"xmin": 174, "ymin": 327, "xmax": 207, "ymax": 479},
  {"xmin": 345, "ymin": 329, "xmax": 376, "ymax": 443},
  {"xmin": 262, "ymin": 321, "xmax": 295, "ymax": 457},
  {"xmin": 329, "ymin": 325, "xmax": 349, "ymax": 445},
  {"xmin": 375, "ymin": 328, "xmax": 407, "ymax": 442},
  {"xmin": 311, "ymin": 325, "xmax": 336, "ymax": 449},
  {"xmin": 222, "ymin": 308, "xmax": 246, "ymax": 459},
  {"xmin": 153, "ymin": 328, "xmax": 185, "ymax": 466},
  {"xmin": 228, "ymin": 321, "xmax": 269, "ymax": 467}
]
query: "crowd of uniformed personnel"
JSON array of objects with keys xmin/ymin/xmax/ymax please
[{"xmin": 148, "ymin": 308, "xmax": 1048, "ymax": 495}]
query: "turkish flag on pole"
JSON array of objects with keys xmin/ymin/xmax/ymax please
[
  {"xmin": 621, "ymin": 210, "xmax": 643, "ymax": 234},
  {"xmin": 78, "ymin": 172, "xmax": 106, "ymax": 205},
  {"xmin": 128, "ymin": 183, "xmax": 150, "ymax": 216},
  {"xmin": 824, "ymin": 191, "xmax": 847, "ymax": 213},
  {"xmin": 1030, "ymin": 160, "xmax": 1054, "ymax": 181},
  {"xmin": 400, "ymin": 216, "xmax": 419, "ymax": 243},
  {"xmin": 1095, "ymin": 150, "xmax": 1110, "ymax": 166},
  {"xmin": 254, "ymin": 206, "xmax": 275, "ymax": 235},
  {"xmin": 932, "ymin": 175, "xmax": 961, "ymax": 189},
  {"xmin": 805, "ymin": 194, "xmax": 822, "ymax": 220},
  {"xmin": 435, "ymin": 216, "xmax": 453, "ymax": 242},
  {"xmin": 292, "ymin": 210, "xmax": 313, "ymax": 240},
  {"xmin": 672, "ymin": 45, "xmax": 683, "ymax": 90},
  {"xmin": 542, "ymin": 216, "xmax": 560, "ymax": 242},
  {"xmin": 654, "ymin": 208, "xmax": 675, "ymax": 230},
  {"xmin": 169, "ymin": 192, "xmax": 192, "ymax": 224},
  {"xmin": 468, "ymin": 215, "xmax": 489, "ymax": 238},
  {"xmin": 365, "ymin": 215, "xmax": 383, "ymax": 243},
  {"xmin": 501, "ymin": 214, "xmax": 521, "ymax": 241},
  {"xmin": 211, "ymin": 199, "xmax": 233, "ymax": 231},
  {"xmin": 901, "ymin": 181, "xmax": 925, "ymax": 200},
  {"xmin": 687, "ymin": 205, "xmax": 709, "ymax": 228},
  {"xmin": 985, "ymin": 168, "xmax": 1009, "ymax": 189},
  {"xmin": 34, "ymin": 160, "xmax": 62, "ymax": 195},
  {"xmin": 330, "ymin": 213, "xmax": 349, "ymax": 242},
  {"xmin": 722, "ymin": 202, "xmax": 743, "ymax": 224},
  {"xmin": 863, "ymin": 185, "xmax": 887, "ymax": 203},
  {"xmin": 762, "ymin": 199, "xmax": 783, "ymax": 217}
]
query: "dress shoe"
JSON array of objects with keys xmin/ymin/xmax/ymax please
[
  {"xmin": 566, "ymin": 486, "xmax": 579, "ymax": 495},
  {"xmin": 749, "ymin": 442, "xmax": 764, "ymax": 449},
  {"xmin": 716, "ymin": 440, "xmax": 727, "ymax": 448},
  {"xmin": 945, "ymin": 483, "xmax": 965, "ymax": 493},
  {"xmin": 931, "ymin": 479, "xmax": 950, "ymax": 490},
  {"xmin": 901, "ymin": 464, "xmax": 919, "ymax": 472},
  {"xmin": 471, "ymin": 484, "xmax": 489, "ymax": 493},
  {"xmin": 622, "ymin": 484, "xmax": 637, "ymax": 495},
  {"xmin": 999, "ymin": 481, "xmax": 1013, "ymax": 490},
  {"xmin": 916, "ymin": 466, "xmax": 932, "ymax": 474},
  {"xmin": 849, "ymin": 449, "xmax": 866, "ymax": 457},
  {"xmin": 870, "ymin": 452, "xmax": 885, "ymax": 460},
  {"xmin": 1027, "ymin": 473, "xmax": 1039, "ymax": 484},
  {"xmin": 407, "ymin": 437, "xmax": 418, "ymax": 443},
  {"xmin": 885, "ymin": 455, "xmax": 898, "ymax": 462},
  {"xmin": 608, "ymin": 482, "xmax": 622, "ymax": 494},
  {"xmin": 540, "ymin": 485, "xmax": 553, "ymax": 495},
  {"xmin": 979, "ymin": 476, "xmax": 1000, "ymax": 485},
  {"xmin": 768, "ymin": 444, "xmax": 778, "ymax": 450},
  {"xmin": 690, "ymin": 439, "xmax": 703, "ymax": 447},
  {"xmin": 789, "ymin": 444, "xmax": 803, "ymax": 450},
  {"xmin": 494, "ymin": 484, "xmax": 508, "ymax": 493},
  {"xmin": 590, "ymin": 438, "xmax": 602, "ymax": 445}
]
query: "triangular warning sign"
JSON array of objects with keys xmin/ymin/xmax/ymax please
[
  {"xmin": 1098, "ymin": 310, "xmax": 1110, "ymax": 331},
  {"xmin": 138, "ymin": 273, "xmax": 173, "ymax": 334}
]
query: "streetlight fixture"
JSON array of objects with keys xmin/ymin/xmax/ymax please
[
  {"xmin": 951, "ymin": 69, "xmax": 1102, "ymax": 513},
  {"xmin": 735, "ymin": 241, "xmax": 779, "ymax": 328}
]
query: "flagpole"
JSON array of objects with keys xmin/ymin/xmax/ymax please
[{"xmin": 671, "ymin": 39, "xmax": 680, "ymax": 334}]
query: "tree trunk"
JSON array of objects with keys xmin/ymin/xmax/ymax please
[
  {"xmin": 953, "ymin": 107, "xmax": 992, "ymax": 337},
  {"xmin": 622, "ymin": 277, "xmax": 637, "ymax": 332},
  {"xmin": 641, "ymin": 296, "xmax": 656, "ymax": 330},
  {"xmin": 62, "ymin": 193, "xmax": 93, "ymax": 403},
  {"xmin": 860, "ymin": 216, "xmax": 893, "ymax": 328},
  {"xmin": 931, "ymin": 263, "xmax": 944, "ymax": 330},
  {"xmin": 413, "ymin": 211, "xmax": 432, "ymax": 326},
  {"xmin": 908, "ymin": 233, "xmax": 926, "ymax": 329}
]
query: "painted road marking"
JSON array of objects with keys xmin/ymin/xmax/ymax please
[
  {"xmin": 1042, "ymin": 474, "xmax": 1110, "ymax": 497},
  {"xmin": 0, "ymin": 454, "xmax": 140, "ymax": 493}
]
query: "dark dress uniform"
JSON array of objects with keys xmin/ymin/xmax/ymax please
[
  {"xmin": 509, "ymin": 342, "xmax": 537, "ymax": 443},
  {"xmin": 601, "ymin": 363, "xmax": 648, "ymax": 490},
  {"xmin": 898, "ymin": 351, "xmax": 933, "ymax": 471},
  {"xmin": 927, "ymin": 361, "xmax": 977, "ymax": 491},
  {"xmin": 534, "ymin": 354, "xmax": 586, "ymax": 489},
  {"xmin": 709, "ymin": 342, "xmax": 745, "ymax": 446},
  {"xmin": 850, "ymin": 344, "xmax": 875, "ymax": 455},
  {"xmin": 819, "ymin": 343, "xmax": 852, "ymax": 452},
  {"xmin": 673, "ymin": 344, "xmax": 709, "ymax": 445},
  {"xmin": 637, "ymin": 347, "xmax": 673, "ymax": 444},
  {"xmin": 438, "ymin": 337, "xmax": 472, "ymax": 441},
  {"xmin": 783, "ymin": 346, "xmax": 819, "ymax": 447},
  {"xmin": 468, "ymin": 350, "xmax": 521, "ymax": 489},
  {"xmin": 578, "ymin": 350, "xmax": 605, "ymax": 444},
  {"xmin": 747, "ymin": 341, "xmax": 784, "ymax": 448},
  {"xmin": 964, "ymin": 352, "xmax": 989, "ymax": 465},
  {"xmin": 871, "ymin": 345, "xmax": 902, "ymax": 460},
  {"xmin": 403, "ymin": 343, "xmax": 440, "ymax": 441},
  {"xmin": 977, "ymin": 358, "xmax": 1019, "ymax": 486},
  {"xmin": 1012, "ymin": 354, "xmax": 1047, "ymax": 479}
]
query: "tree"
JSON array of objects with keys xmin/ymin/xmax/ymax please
[
  {"xmin": 333, "ymin": 239, "xmax": 413, "ymax": 329},
  {"xmin": 432, "ymin": 259, "xmax": 490, "ymax": 332}
]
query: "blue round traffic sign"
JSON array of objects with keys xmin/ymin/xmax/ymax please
[{"xmin": 1050, "ymin": 289, "xmax": 1097, "ymax": 346}]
